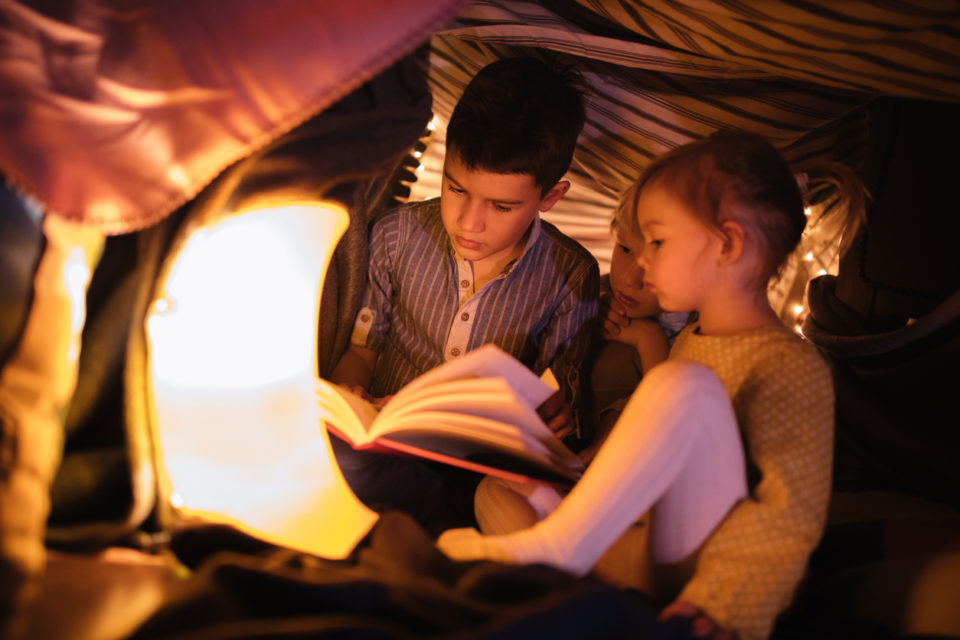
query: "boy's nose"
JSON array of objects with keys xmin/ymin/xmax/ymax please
[
  {"xmin": 624, "ymin": 259, "xmax": 645, "ymax": 284},
  {"xmin": 458, "ymin": 201, "xmax": 485, "ymax": 233},
  {"xmin": 638, "ymin": 247, "xmax": 653, "ymax": 271}
]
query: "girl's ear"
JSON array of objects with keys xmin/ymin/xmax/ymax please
[
  {"xmin": 718, "ymin": 220, "xmax": 745, "ymax": 265},
  {"xmin": 538, "ymin": 180, "xmax": 570, "ymax": 212}
]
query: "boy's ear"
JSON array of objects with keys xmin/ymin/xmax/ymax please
[
  {"xmin": 718, "ymin": 220, "xmax": 745, "ymax": 265},
  {"xmin": 538, "ymin": 180, "xmax": 570, "ymax": 212}
]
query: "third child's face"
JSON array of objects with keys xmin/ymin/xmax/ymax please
[
  {"xmin": 609, "ymin": 225, "xmax": 662, "ymax": 318},
  {"xmin": 635, "ymin": 182, "xmax": 723, "ymax": 313},
  {"xmin": 440, "ymin": 152, "xmax": 546, "ymax": 267}
]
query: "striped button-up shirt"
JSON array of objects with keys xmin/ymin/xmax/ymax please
[{"xmin": 351, "ymin": 198, "xmax": 599, "ymax": 434}]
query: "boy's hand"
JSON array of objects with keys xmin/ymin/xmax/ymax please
[
  {"xmin": 578, "ymin": 408, "xmax": 619, "ymax": 464},
  {"xmin": 615, "ymin": 316, "xmax": 667, "ymax": 350},
  {"xmin": 659, "ymin": 600, "xmax": 733, "ymax": 640},
  {"xmin": 536, "ymin": 391, "xmax": 574, "ymax": 440},
  {"xmin": 600, "ymin": 293, "xmax": 631, "ymax": 339},
  {"xmin": 338, "ymin": 383, "xmax": 372, "ymax": 402},
  {"xmin": 370, "ymin": 394, "xmax": 394, "ymax": 409},
  {"xmin": 337, "ymin": 385, "xmax": 393, "ymax": 409}
]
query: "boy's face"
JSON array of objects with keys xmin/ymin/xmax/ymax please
[
  {"xmin": 609, "ymin": 224, "xmax": 662, "ymax": 318},
  {"xmin": 440, "ymin": 151, "xmax": 568, "ymax": 268}
]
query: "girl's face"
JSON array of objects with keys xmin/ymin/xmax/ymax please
[
  {"xmin": 635, "ymin": 182, "xmax": 723, "ymax": 313},
  {"xmin": 609, "ymin": 225, "xmax": 662, "ymax": 318}
]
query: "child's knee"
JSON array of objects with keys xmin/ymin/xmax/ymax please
[{"xmin": 475, "ymin": 476, "xmax": 541, "ymax": 534}]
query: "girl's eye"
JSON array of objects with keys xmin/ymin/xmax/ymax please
[
  {"xmin": 649, "ymin": 239, "xmax": 663, "ymax": 248},
  {"xmin": 616, "ymin": 243, "xmax": 632, "ymax": 255}
]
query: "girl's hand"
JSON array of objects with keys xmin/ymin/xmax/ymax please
[{"xmin": 659, "ymin": 600, "xmax": 734, "ymax": 640}]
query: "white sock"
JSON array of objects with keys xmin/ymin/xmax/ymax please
[{"xmin": 437, "ymin": 361, "xmax": 747, "ymax": 575}]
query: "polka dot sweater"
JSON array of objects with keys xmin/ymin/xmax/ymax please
[{"xmin": 670, "ymin": 323, "xmax": 834, "ymax": 640}]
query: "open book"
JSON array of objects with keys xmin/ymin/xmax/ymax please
[{"xmin": 316, "ymin": 344, "xmax": 585, "ymax": 486}]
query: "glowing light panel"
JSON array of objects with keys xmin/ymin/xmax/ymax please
[{"xmin": 147, "ymin": 202, "xmax": 377, "ymax": 559}]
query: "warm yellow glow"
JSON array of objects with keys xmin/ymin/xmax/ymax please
[
  {"xmin": 63, "ymin": 249, "xmax": 93, "ymax": 365},
  {"xmin": 793, "ymin": 304, "xmax": 805, "ymax": 315},
  {"xmin": 149, "ymin": 212, "xmax": 322, "ymax": 389},
  {"xmin": 147, "ymin": 201, "xmax": 377, "ymax": 559},
  {"xmin": 804, "ymin": 207, "xmax": 812, "ymax": 216},
  {"xmin": 427, "ymin": 117, "xmax": 438, "ymax": 131},
  {"xmin": 804, "ymin": 251, "xmax": 814, "ymax": 262}
]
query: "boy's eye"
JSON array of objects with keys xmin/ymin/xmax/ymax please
[
  {"xmin": 616, "ymin": 243, "xmax": 632, "ymax": 255},
  {"xmin": 492, "ymin": 203, "xmax": 512, "ymax": 213},
  {"xmin": 649, "ymin": 239, "xmax": 663, "ymax": 248},
  {"xmin": 447, "ymin": 184, "xmax": 466, "ymax": 195}
]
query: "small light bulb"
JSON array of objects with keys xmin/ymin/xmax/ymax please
[
  {"xmin": 793, "ymin": 304, "xmax": 804, "ymax": 315},
  {"xmin": 804, "ymin": 252, "xmax": 814, "ymax": 261},
  {"xmin": 804, "ymin": 207, "xmax": 812, "ymax": 217}
]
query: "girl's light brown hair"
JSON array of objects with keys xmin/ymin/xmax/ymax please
[{"xmin": 615, "ymin": 130, "xmax": 867, "ymax": 290}]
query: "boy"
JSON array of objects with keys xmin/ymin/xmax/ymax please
[{"xmin": 329, "ymin": 57, "xmax": 599, "ymax": 531}]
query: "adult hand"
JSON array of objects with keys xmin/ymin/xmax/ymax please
[
  {"xmin": 536, "ymin": 391, "xmax": 574, "ymax": 440},
  {"xmin": 659, "ymin": 600, "xmax": 734, "ymax": 640}
]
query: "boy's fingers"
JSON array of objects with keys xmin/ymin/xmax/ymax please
[
  {"xmin": 608, "ymin": 297, "xmax": 627, "ymax": 316},
  {"xmin": 536, "ymin": 391, "xmax": 564, "ymax": 421},
  {"xmin": 602, "ymin": 318, "xmax": 621, "ymax": 337},
  {"xmin": 553, "ymin": 425, "xmax": 573, "ymax": 440},
  {"xmin": 371, "ymin": 394, "xmax": 394, "ymax": 408}
]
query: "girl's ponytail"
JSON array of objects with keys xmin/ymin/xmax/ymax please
[{"xmin": 795, "ymin": 163, "xmax": 870, "ymax": 258}]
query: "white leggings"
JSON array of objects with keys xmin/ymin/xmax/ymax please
[{"xmin": 438, "ymin": 360, "xmax": 748, "ymax": 580}]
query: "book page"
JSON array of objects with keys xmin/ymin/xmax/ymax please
[
  {"xmin": 376, "ymin": 377, "xmax": 551, "ymax": 440},
  {"xmin": 396, "ymin": 344, "xmax": 554, "ymax": 410},
  {"xmin": 314, "ymin": 379, "xmax": 379, "ymax": 444},
  {"xmin": 376, "ymin": 412, "xmax": 581, "ymax": 482}
]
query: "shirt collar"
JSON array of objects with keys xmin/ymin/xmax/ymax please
[{"xmin": 502, "ymin": 215, "xmax": 542, "ymax": 275}]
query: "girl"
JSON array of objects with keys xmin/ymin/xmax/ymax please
[
  {"xmin": 471, "ymin": 206, "xmax": 689, "ymax": 540},
  {"xmin": 438, "ymin": 130, "xmax": 865, "ymax": 640}
]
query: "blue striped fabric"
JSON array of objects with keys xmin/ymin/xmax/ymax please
[{"xmin": 353, "ymin": 198, "xmax": 599, "ymax": 432}]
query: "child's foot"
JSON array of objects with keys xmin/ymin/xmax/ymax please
[{"xmin": 436, "ymin": 525, "xmax": 577, "ymax": 574}]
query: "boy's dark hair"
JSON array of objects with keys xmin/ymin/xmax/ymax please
[{"xmin": 446, "ymin": 56, "xmax": 586, "ymax": 195}]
